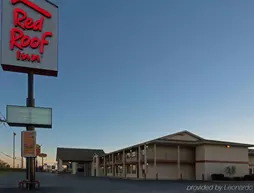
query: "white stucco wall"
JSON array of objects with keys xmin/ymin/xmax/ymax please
[{"xmin": 196, "ymin": 145, "xmax": 249, "ymax": 180}]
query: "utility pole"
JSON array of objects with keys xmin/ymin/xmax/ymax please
[
  {"xmin": 41, "ymin": 157, "xmax": 44, "ymax": 167},
  {"xmin": 13, "ymin": 132, "xmax": 16, "ymax": 168}
]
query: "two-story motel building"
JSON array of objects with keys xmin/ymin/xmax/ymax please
[{"xmin": 91, "ymin": 130, "xmax": 254, "ymax": 180}]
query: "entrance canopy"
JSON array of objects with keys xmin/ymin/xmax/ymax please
[{"xmin": 56, "ymin": 147, "xmax": 105, "ymax": 162}]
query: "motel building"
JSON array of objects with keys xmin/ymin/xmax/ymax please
[
  {"xmin": 90, "ymin": 131, "xmax": 254, "ymax": 180},
  {"xmin": 56, "ymin": 148, "xmax": 105, "ymax": 176}
]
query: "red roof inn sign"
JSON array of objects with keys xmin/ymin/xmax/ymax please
[{"xmin": 1, "ymin": 0, "xmax": 58, "ymax": 76}]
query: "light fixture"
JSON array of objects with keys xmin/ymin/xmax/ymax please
[{"xmin": 226, "ymin": 145, "xmax": 230, "ymax": 148}]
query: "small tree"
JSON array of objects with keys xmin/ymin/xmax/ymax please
[{"xmin": 225, "ymin": 166, "xmax": 236, "ymax": 176}]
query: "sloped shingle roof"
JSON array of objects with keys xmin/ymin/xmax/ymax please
[
  {"xmin": 99, "ymin": 130, "xmax": 254, "ymax": 156},
  {"xmin": 56, "ymin": 147, "xmax": 105, "ymax": 162}
]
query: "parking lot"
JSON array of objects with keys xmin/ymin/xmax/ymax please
[{"xmin": 1, "ymin": 172, "xmax": 254, "ymax": 193}]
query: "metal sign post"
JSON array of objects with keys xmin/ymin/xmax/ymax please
[{"xmin": 26, "ymin": 72, "xmax": 35, "ymax": 188}]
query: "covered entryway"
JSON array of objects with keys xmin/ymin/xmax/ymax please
[{"xmin": 56, "ymin": 147, "xmax": 105, "ymax": 176}]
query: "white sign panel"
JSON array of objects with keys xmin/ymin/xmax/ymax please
[
  {"xmin": 6, "ymin": 105, "xmax": 52, "ymax": 128},
  {"xmin": 1, "ymin": 0, "xmax": 58, "ymax": 76},
  {"xmin": 21, "ymin": 131, "xmax": 36, "ymax": 158}
]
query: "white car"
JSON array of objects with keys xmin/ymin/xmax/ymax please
[
  {"xmin": 45, "ymin": 165, "xmax": 57, "ymax": 173},
  {"xmin": 51, "ymin": 165, "xmax": 57, "ymax": 173}
]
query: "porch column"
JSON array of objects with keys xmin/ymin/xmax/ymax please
[
  {"xmin": 177, "ymin": 145, "xmax": 181, "ymax": 179},
  {"xmin": 72, "ymin": 162, "xmax": 77, "ymax": 175},
  {"xmin": 95, "ymin": 155, "xmax": 99, "ymax": 176},
  {"xmin": 154, "ymin": 144, "xmax": 157, "ymax": 179},
  {"xmin": 112, "ymin": 153, "xmax": 114, "ymax": 176},
  {"xmin": 58, "ymin": 159, "xmax": 63, "ymax": 172},
  {"xmin": 91, "ymin": 157, "xmax": 95, "ymax": 176},
  {"xmin": 83, "ymin": 163, "xmax": 86, "ymax": 176},
  {"xmin": 123, "ymin": 150, "xmax": 126, "ymax": 178},
  {"xmin": 144, "ymin": 144, "xmax": 147, "ymax": 179},
  {"xmin": 103, "ymin": 156, "xmax": 106, "ymax": 176}
]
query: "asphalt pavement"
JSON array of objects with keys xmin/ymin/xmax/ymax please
[{"xmin": 1, "ymin": 172, "xmax": 254, "ymax": 193}]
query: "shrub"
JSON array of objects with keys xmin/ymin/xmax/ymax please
[
  {"xmin": 225, "ymin": 166, "xmax": 236, "ymax": 176},
  {"xmin": 243, "ymin": 175, "xmax": 252, "ymax": 181},
  {"xmin": 233, "ymin": 177, "xmax": 241, "ymax": 181},
  {"xmin": 211, "ymin": 174, "xmax": 254, "ymax": 181},
  {"xmin": 0, "ymin": 168, "xmax": 25, "ymax": 172},
  {"xmin": 223, "ymin": 177, "xmax": 230, "ymax": 181},
  {"xmin": 211, "ymin": 173, "xmax": 224, "ymax": 181}
]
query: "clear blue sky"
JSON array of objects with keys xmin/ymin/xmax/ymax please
[{"xmin": 1, "ymin": 0, "xmax": 254, "ymax": 165}]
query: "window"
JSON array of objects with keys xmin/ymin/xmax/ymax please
[
  {"xmin": 126, "ymin": 153, "xmax": 130, "ymax": 158},
  {"xmin": 107, "ymin": 167, "xmax": 112, "ymax": 173},
  {"xmin": 132, "ymin": 165, "xmax": 136, "ymax": 174},
  {"xmin": 116, "ymin": 153, "xmax": 121, "ymax": 160},
  {"xmin": 118, "ymin": 166, "xmax": 123, "ymax": 173},
  {"xmin": 249, "ymin": 168, "xmax": 253, "ymax": 175},
  {"xmin": 127, "ymin": 165, "xmax": 131, "ymax": 174},
  {"xmin": 131, "ymin": 152, "xmax": 136, "ymax": 157}
]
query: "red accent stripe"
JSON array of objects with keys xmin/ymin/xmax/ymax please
[
  {"xmin": 11, "ymin": 0, "xmax": 52, "ymax": 18},
  {"xmin": 100, "ymin": 160, "xmax": 252, "ymax": 166},
  {"xmin": 196, "ymin": 160, "xmax": 248, "ymax": 164}
]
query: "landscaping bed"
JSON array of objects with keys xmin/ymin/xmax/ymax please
[
  {"xmin": 0, "ymin": 168, "xmax": 26, "ymax": 172},
  {"xmin": 211, "ymin": 173, "xmax": 254, "ymax": 181}
]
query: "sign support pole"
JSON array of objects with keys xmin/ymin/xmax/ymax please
[{"xmin": 26, "ymin": 72, "xmax": 36, "ymax": 189}]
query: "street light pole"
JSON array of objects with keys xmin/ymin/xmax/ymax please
[
  {"xmin": 13, "ymin": 132, "xmax": 16, "ymax": 168},
  {"xmin": 41, "ymin": 157, "xmax": 44, "ymax": 167},
  {"xmin": 21, "ymin": 157, "xmax": 24, "ymax": 169}
]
